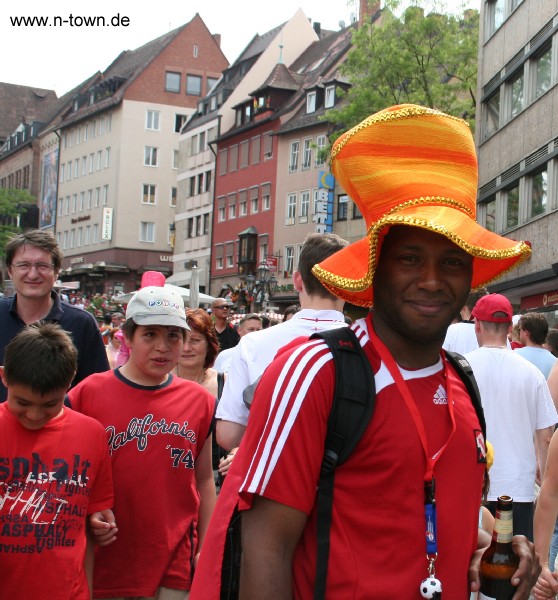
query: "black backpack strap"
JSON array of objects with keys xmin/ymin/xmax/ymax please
[
  {"xmin": 309, "ymin": 327, "xmax": 376, "ymax": 600},
  {"xmin": 445, "ymin": 351, "xmax": 486, "ymax": 440}
]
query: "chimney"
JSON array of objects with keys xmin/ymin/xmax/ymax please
[
  {"xmin": 313, "ymin": 21, "xmax": 321, "ymax": 37},
  {"xmin": 212, "ymin": 33, "xmax": 221, "ymax": 47},
  {"xmin": 359, "ymin": 0, "xmax": 381, "ymax": 25}
]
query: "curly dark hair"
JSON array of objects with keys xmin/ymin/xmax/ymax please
[{"xmin": 186, "ymin": 308, "xmax": 220, "ymax": 368}]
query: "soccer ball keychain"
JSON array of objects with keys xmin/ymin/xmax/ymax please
[{"xmin": 420, "ymin": 556, "xmax": 442, "ymax": 599}]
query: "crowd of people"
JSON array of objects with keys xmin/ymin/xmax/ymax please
[{"xmin": 6, "ymin": 103, "xmax": 558, "ymax": 599}]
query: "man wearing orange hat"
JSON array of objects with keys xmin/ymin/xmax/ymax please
[{"xmin": 189, "ymin": 105, "xmax": 538, "ymax": 599}]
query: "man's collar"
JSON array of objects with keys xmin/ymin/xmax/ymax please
[{"xmin": 10, "ymin": 290, "xmax": 63, "ymax": 321}]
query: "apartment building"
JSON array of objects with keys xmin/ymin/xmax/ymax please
[
  {"xmin": 476, "ymin": 0, "xmax": 558, "ymax": 324},
  {"xmin": 174, "ymin": 9, "xmax": 319, "ymax": 295},
  {"xmin": 48, "ymin": 14, "xmax": 228, "ymax": 296}
]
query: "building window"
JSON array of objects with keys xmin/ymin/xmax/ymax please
[
  {"xmin": 228, "ymin": 194, "xmax": 236, "ymax": 219},
  {"xmin": 510, "ymin": 69, "xmax": 524, "ymax": 119},
  {"xmin": 205, "ymin": 170, "xmax": 212, "ymax": 192},
  {"xmin": 215, "ymin": 245, "xmax": 224, "ymax": 270},
  {"xmin": 187, "ymin": 218, "xmax": 195, "ymax": 239},
  {"xmin": 300, "ymin": 190, "xmax": 310, "ymax": 223},
  {"xmin": 193, "ymin": 44, "xmax": 199, "ymax": 58},
  {"xmin": 263, "ymin": 132, "xmax": 273, "ymax": 159},
  {"xmin": 165, "ymin": 72, "xmax": 181, "ymax": 93},
  {"xmin": 173, "ymin": 150, "xmax": 179, "ymax": 170},
  {"xmin": 353, "ymin": 202, "xmax": 363, "ymax": 219},
  {"xmin": 87, "ymin": 190, "xmax": 92, "ymax": 209},
  {"xmin": 74, "ymin": 159, "xmax": 80, "ymax": 178},
  {"xmin": 186, "ymin": 75, "xmax": 202, "ymax": 96},
  {"xmin": 325, "ymin": 85, "xmax": 335, "ymax": 108},
  {"xmin": 144, "ymin": 146, "xmax": 158, "ymax": 167},
  {"xmin": 306, "ymin": 91, "xmax": 316, "ymax": 113},
  {"xmin": 146, "ymin": 110, "xmax": 161, "ymax": 130},
  {"xmin": 240, "ymin": 141, "xmax": 249, "ymax": 169},
  {"xmin": 529, "ymin": 169, "xmax": 548, "ymax": 219},
  {"xmin": 105, "ymin": 147, "xmax": 111, "ymax": 168},
  {"xmin": 239, "ymin": 190, "xmax": 247, "ymax": 216},
  {"xmin": 72, "ymin": 194, "xmax": 77, "ymax": 213},
  {"xmin": 207, "ymin": 77, "xmax": 219, "ymax": 93},
  {"xmin": 89, "ymin": 153, "xmax": 95, "ymax": 173},
  {"xmin": 229, "ymin": 145, "xmax": 239, "ymax": 172},
  {"xmin": 82, "ymin": 156, "xmax": 87, "ymax": 176},
  {"xmin": 315, "ymin": 134, "xmax": 326, "ymax": 167},
  {"xmin": 85, "ymin": 225, "xmax": 90, "ymax": 245},
  {"xmin": 93, "ymin": 223, "xmax": 99, "ymax": 244},
  {"xmin": 506, "ymin": 185, "xmax": 519, "ymax": 229},
  {"xmin": 60, "ymin": 163, "xmax": 65, "ymax": 182},
  {"xmin": 337, "ymin": 195, "xmax": 348, "ymax": 221},
  {"xmin": 170, "ymin": 187, "xmax": 177, "ymax": 207},
  {"xmin": 218, "ymin": 197, "xmax": 226, "ymax": 222},
  {"xmin": 262, "ymin": 184, "xmax": 271, "ymax": 211},
  {"xmin": 140, "ymin": 221, "xmax": 155, "ymax": 242},
  {"xmin": 483, "ymin": 90, "xmax": 500, "ymax": 138},
  {"xmin": 251, "ymin": 136, "xmax": 261, "ymax": 164},
  {"xmin": 143, "ymin": 184, "xmax": 157, "ymax": 205},
  {"xmin": 250, "ymin": 187, "xmax": 259, "ymax": 213},
  {"xmin": 79, "ymin": 192, "xmax": 84, "ymax": 212},
  {"xmin": 302, "ymin": 138, "xmax": 312, "ymax": 170},
  {"xmin": 197, "ymin": 174, "xmax": 204, "ymax": 195},
  {"xmin": 219, "ymin": 149, "xmax": 228, "ymax": 174},
  {"xmin": 175, "ymin": 114, "xmax": 187, "ymax": 133},
  {"xmin": 286, "ymin": 194, "xmax": 296, "ymax": 224},
  {"xmin": 203, "ymin": 213, "xmax": 210, "ymax": 235},
  {"xmin": 226, "ymin": 243, "xmax": 234, "ymax": 268},
  {"xmin": 95, "ymin": 188, "xmax": 100, "ymax": 207},
  {"xmin": 285, "ymin": 246, "xmax": 294, "ymax": 274},
  {"xmin": 485, "ymin": 198, "xmax": 496, "ymax": 232},
  {"xmin": 102, "ymin": 185, "xmax": 108, "ymax": 206},
  {"xmin": 96, "ymin": 151, "xmax": 102, "ymax": 171},
  {"xmin": 534, "ymin": 45, "xmax": 552, "ymax": 100},
  {"xmin": 487, "ymin": 0, "xmax": 505, "ymax": 37},
  {"xmin": 289, "ymin": 141, "xmax": 299, "ymax": 173}
]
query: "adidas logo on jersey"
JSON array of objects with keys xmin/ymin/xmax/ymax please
[{"xmin": 433, "ymin": 385, "xmax": 448, "ymax": 405}]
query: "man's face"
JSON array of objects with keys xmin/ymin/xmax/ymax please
[
  {"xmin": 212, "ymin": 303, "xmax": 231, "ymax": 320},
  {"xmin": 373, "ymin": 226, "xmax": 473, "ymax": 347},
  {"xmin": 112, "ymin": 314, "xmax": 124, "ymax": 327},
  {"xmin": 239, "ymin": 318, "xmax": 262, "ymax": 337},
  {"xmin": 8, "ymin": 245, "xmax": 58, "ymax": 301}
]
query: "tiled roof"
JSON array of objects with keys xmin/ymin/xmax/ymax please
[{"xmin": 0, "ymin": 83, "xmax": 58, "ymax": 142}]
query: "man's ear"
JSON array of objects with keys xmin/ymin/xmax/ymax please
[
  {"xmin": 0, "ymin": 366, "xmax": 7, "ymax": 387},
  {"xmin": 293, "ymin": 271, "xmax": 304, "ymax": 294}
]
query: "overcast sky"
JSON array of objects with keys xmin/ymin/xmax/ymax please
[{"xmin": 1, "ymin": 0, "xmax": 480, "ymax": 96}]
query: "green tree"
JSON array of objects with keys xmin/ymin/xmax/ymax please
[
  {"xmin": 326, "ymin": 0, "xmax": 479, "ymax": 141},
  {"xmin": 0, "ymin": 188, "xmax": 34, "ymax": 261}
]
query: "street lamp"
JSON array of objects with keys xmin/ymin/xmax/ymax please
[{"xmin": 245, "ymin": 261, "xmax": 278, "ymax": 311}]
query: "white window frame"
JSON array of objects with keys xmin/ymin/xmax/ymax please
[
  {"xmin": 289, "ymin": 141, "xmax": 300, "ymax": 173},
  {"xmin": 140, "ymin": 221, "xmax": 156, "ymax": 243},
  {"xmin": 306, "ymin": 91, "xmax": 316, "ymax": 113},
  {"xmin": 144, "ymin": 146, "xmax": 158, "ymax": 167},
  {"xmin": 146, "ymin": 110, "xmax": 161, "ymax": 131},
  {"xmin": 142, "ymin": 184, "xmax": 157, "ymax": 205},
  {"xmin": 286, "ymin": 193, "xmax": 296, "ymax": 225},
  {"xmin": 325, "ymin": 85, "xmax": 335, "ymax": 108},
  {"xmin": 302, "ymin": 138, "xmax": 312, "ymax": 170}
]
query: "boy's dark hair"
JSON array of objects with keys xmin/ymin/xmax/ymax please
[
  {"xmin": 297, "ymin": 233, "xmax": 348, "ymax": 299},
  {"xmin": 103, "ymin": 313, "xmax": 113, "ymax": 325},
  {"xmin": 3, "ymin": 323, "xmax": 77, "ymax": 394},
  {"xmin": 5, "ymin": 229, "xmax": 63, "ymax": 271},
  {"xmin": 519, "ymin": 312, "xmax": 549, "ymax": 345}
]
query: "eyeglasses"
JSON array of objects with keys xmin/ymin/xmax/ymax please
[
  {"xmin": 185, "ymin": 336, "xmax": 206, "ymax": 347},
  {"xmin": 12, "ymin": 262, "xmax": 55, "ymax": 274},
  {"xmin": 215, "ymin": 305, "xmax": 230, "ymax": 310}
]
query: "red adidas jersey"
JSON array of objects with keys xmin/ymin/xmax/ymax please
[{"xmin": 238, "ymin": 314, "xmax": 485, "ymax": 599}]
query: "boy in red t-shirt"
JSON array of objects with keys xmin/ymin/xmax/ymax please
[{"xmin": 0, "ymin": 323, "xmax": 114, "ymax": 600}]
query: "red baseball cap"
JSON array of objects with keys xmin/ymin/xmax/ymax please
[{"xmin": 471, "ymin": 294, "xmax": 513, "ymax": 323}]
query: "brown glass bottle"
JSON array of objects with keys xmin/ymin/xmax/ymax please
[{"xmin": 479, "ymin": 496, "xmax": 519, "ymax": 600}]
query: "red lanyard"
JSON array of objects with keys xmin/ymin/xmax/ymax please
[{"xmin": 368, "ymin": 324, "xmax": 456, "ymax": 481}]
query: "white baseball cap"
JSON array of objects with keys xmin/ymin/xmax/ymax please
[{"xmin": 125, "ymin": 286, "xmax": 189, "ymax": 330}]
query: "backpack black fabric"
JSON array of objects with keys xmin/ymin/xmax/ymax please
[{"xmin": 219, "ymin": 327, "xmax": 485, "ymax": 600}]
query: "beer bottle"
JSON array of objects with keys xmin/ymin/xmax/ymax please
[{"xmin": 479, "ymin": 495, "xmax": 519, "ymax": 600}]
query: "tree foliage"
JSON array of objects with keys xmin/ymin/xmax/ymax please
[
  {"xmin": 0, "ymin": 188, "xmax": 34, "ymax": 261},
  {"xmin": 326, "ymin": 0, "xmax": 479, "ymax": 142}
]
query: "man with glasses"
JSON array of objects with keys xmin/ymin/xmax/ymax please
[
  {"xmin": 211, "ymin": 298, "xmax": 240, "ymax": 352},
  {"xmin": 0, "ymin": 229, "xmax": 109, "ymax": 402}
]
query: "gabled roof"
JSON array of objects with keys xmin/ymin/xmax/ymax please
[
  {"xmin": 0, "ymin": 83, "xmax": 58, "ymax": 142},
  {"xmin": 250, "ymin": 62, "xmax": 303, "ymax": 96},
  {"xmin": 183, "ymin": 21, "xmax": 292, "ymax": 134}
]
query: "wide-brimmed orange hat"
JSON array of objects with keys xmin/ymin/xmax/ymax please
[{"xmin": 312, "ymin": 104, "xmax": 531, "ymax": 307}]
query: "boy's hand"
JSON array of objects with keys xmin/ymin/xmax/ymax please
[{"xmin": 89, "ymin": 509, "xmax": 117, "ymax": 546}]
